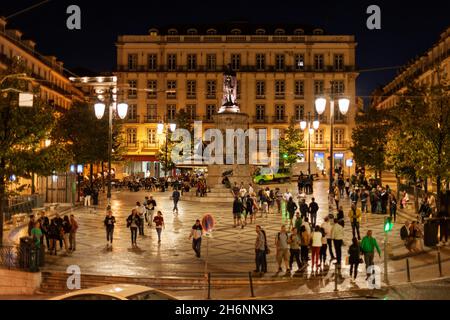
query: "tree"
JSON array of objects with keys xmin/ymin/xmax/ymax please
[
  {"xmin": 351, "ymin": 106, "xmax": 395, "ymax": 182},
  {"xmin": 0, "ymin": 58, "xmax": 69, "ymax": 245},
  {"xmin": 279, "ymin": 118, "xmax": 304, "ymax": 167},
  {"xmin": 390, "ymin": 71, "xmax": 450, "ymax": 209}
]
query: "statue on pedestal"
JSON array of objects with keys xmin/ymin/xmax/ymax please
[{"xmin": 218, "ymin": 64, "xmax": 240, "ymax": 113}]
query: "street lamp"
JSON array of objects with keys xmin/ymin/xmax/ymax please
[
  {"xmin": 315, "ymin": 93, "xmax": 350, "ymax": 194},
  {"xmin": 157, "ymin": 122, "xmax": 176, "ymax": 178},
  {"xmin": 94, "ymin": 88, "xmax": 128, "ymax": 207},
  {"xmin": 300, "ymin": 112, "xmax": 320, "ymax": 176}
]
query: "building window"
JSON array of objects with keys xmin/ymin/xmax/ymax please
[
  {"xmin": 186, "ymin": 104, "xmax": 196, "ymax": 119},
  {"xmin": 295, "ymin": 54, "xmax": 305, "ymax": 70},
  {"xmin": 275, "ymin": 29, "xmax": 285, "ymax": 35},
  {"xmin": 147, "ymin": 54, "xmax": 157, "ymax": 71},
  {"xmin": 167, "ymin": 80, "xmax": 177, "ymax": 99},
  {"xmin": 206, "ymin": 54, "xmax": 216, "ymax": 70},
  {"xmin": 126, "ymin": 128, "xmax": 137, "ymax": 144},
  {"xmin": 206, "ymin": 80, "xmax": 216, "ymax": 99},
  {"xmin": 231, "ymin": 29, "xmax": 241, "ymax": 35},
  {"xmin": 167, "ymin": 54, "xmax": 177, "ymax": 71},
  {"xmin": 334, "ymin": 54, "xmax": 344, "ymax": 71},
  {"xmin": 146, "ymin": 104, "xmax": 157, "ymax": 121},
  {"xmin": 294, "ymin": 29, "xmax": 304, "ymax": 35},
  {"xmin": 127, "ymin": 54, "xmax": 138, "ymax": 70},
  {"xmin": 128, "ymin": 80, "xmax": 137, "ymax": 98},
  {"xmin": 294, "ymin": 80, "xmax": 304, "ymax": 98},
  {"xmin": 187, "ymin": 28, "xmax": 198, "ymax": 35},
  {"xmin": 275, "ymin": 54, "xmax": 285, "ymax": 70},
  {"xmin": 147, "ymin": 128, "xmax": 157, "ymax": 144},
  {"xmin": 331, "ymin": 80, "xmax": 345, "ymax": 95},
  {"xmin": 314, "ymin": 80, "xmax": 324, "ymax": 95},
  {"xmin": 168, "ymin": 29, "xmax": 178, "ymax": 35},
  {"xmin": 231, "ymin": 54, "xmax": 241, "ymax": 70},
  {"xmin": 256, "ymin": 29, "xmax": 266, "ymax": 35},
  {"xmin": 147, "ymin": 80, "xmax": 157, "ymax": 99},
  {"xmin": 275, "ymin": 80, "xmax": 285, "ymax": 98},
  {"xmin": 187, "ymin": 54, "xmax": 197, "ymax": 71},
  {"xmin": 314, "ymin": 54, "xmax": 324, "ymax": 71},
  {"xmin": 186, "ymin": 80, "xmax": 196, "ymax": 99},
  {"xmin": 294, "ymin": 105, "xmax": 305, "ymax": 121},
  {"xmin": 256, "ymin": 54, "xmax": 266, "ymax": 70},
  {"xmin": 314, "ymin": 129, "xmax": 324, "ymax": 144},
  {"xmin": 256, "ymin": 105, "xmax": 265, "ymax": 121},
  {"xmin": 335, "ymin": 129, "xmax": 344, "ymax": 145},
  {"xmin": 127, "ymin": 104, "xmax": 137, "ymax": 120},
  {"xmin": 275, "ymin": 105, "xmax": 285, "ymax": 121},
  {"xmin": 206, "ymin": 105, "xmax": 216, "ymax": 121},
  {"xmin": 256, "ymin": 80, "xmax": 265, "ymax": 98},
  {"xmin": 166, "ymin": 105, "xmax": 176, "ymax": 121},
  {"xmin": 207, "ymin": 29, "xmax": 217, "ymax": 35}
]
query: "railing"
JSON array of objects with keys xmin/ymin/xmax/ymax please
[
  {"xmin": 0, "ymin": 243, "xmax": 43, "ymax": 272},
  {"xmin": 2, "ymin": 194, "xmax": 43, "ymax": 222},
  {"xmin": 272, "ymin": 116, "xmax": 288, "ymax": 123},
  {"xmin": 124, "ymin": 116, "xmax": 140, "ymax": 123},
  {"xmin": 253, "ymin": 116, "xmax": 269, "ymax": 123},
  {"xmin": 206, "ymin": 94, "xmax": 216, "ymax": 99},
  {"xmin": 142, "ymin": 115, "xmax": 160, "ymax": 123},
  {"xmin": 125, "ymin": 141, "xmax": 139, "ymax": 149},
  {"xmin": 141, "ymin": 141, "xmax": 159, "ymax": 149}
]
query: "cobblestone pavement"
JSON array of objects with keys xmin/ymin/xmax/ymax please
[{"xmin": 40, "ymin": 179, "xmax": 449, "ymax": 293}]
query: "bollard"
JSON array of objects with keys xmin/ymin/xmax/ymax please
[
  {"xmin": 406, "ymin": 259, "xmax": 411, "ymax": 282},
  {"xmin": 248, "ymin": 272, "xmax": 255, "ymax": 298},
  {"xmin": 334, "ymin": 264, "xmax": 338, "ymax": 292},
  {"xmin": 438, "ymin": 251, "xmax": 443, "ymax": 278},
  {"xmin": 207, "ymin": 272, "xmax": 211, "ymax": 300}
]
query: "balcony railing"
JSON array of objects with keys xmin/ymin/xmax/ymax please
[
  {"xmin": 206, "ymin": 94, "xmax": 216, "ymax": 99},
  {"xmin": 274, "ymin": 94, "xmax": 285, "ymax": 99},
  {"xmin": 143, "ymin": 115, "xmax": 160, "ymax": 123},
  {"xmin": 125, "ymin": 141, "xmax": 139, "ymax": 149},
  {"xmin": 124, "ymin": 115, "xmax": 140, "ymax": 123},
  {"xmin": 272, "ymin": 116, "xmax": 288, "ymax": 123},
  {"xmin": 141, "ymin": 141, "xmax": 159, "ymax": 149},
  {"xmin": 253, "ymin": 116, "xmax": 269, "ymax": 123}
]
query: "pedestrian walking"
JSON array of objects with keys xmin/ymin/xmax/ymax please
[
  {"xmin": 153, "ymin": 211, "xmax": 165, "ymax": 243},
  {"xmin": 288, "ymin": 227, "xmax": 301, "ymax": 272},
  {"xmin": 69, "ymin": 215, "xmax": 78, "ymax": 252},
  {"xmin": 334, "ymin": 186, "xmax": 340, "ymax": 210},
  {"xmin": 275, "ymin": 225, "xmax": 290, "ymax": 273},
  {"xmin": 254, "ymin": 225, "xmax": 267, "ymax": 275},
  {"xmin": 135, "ymin": 202, "xmax": 146, "ymax": 236},
  {"xmin": 331, "ymin": 219, "xmax": 344, "ymax": 266},
  {"xmin": 345, "ymin": 179, "xmax": 351, "ymax": 198},
  {"xmin": 189, "ymin": 219, "xmax": 203, "ymax": 258},
  {"xmin": 360, "ymin": 230, "xmax": 381, "ymax": 280},
  {"xmin": 232, "ymin": 196, "xmax": 244, "ymax": 228},
  {"xmin": 275, "ymin": 188, "xmax": 283, "ymax": 214},
  {"xmin": 348, "ymin": 203, "xmax": 362, "ymax": 240},
  {"xmin": 104, "ymin": 210, "xmax": 116, "ymax": 247},
  {"xmin": 309, "ymin": 198, "xmax": 319, "ymax": 228},
  {"xmin": 146, "ymin": 195, "xmax": 157, "ymax": 227},
  {"xmin": 390, "ymin": 194, "xmax": 397, "ymax": 223},
  {"xmin": 299, "ymin": 199, "xmax": 309, "ymax": 220},
  {"xmin": 172, "ymin": 188, "xmax": 181, "ymax": 214},
  {"xmin": 126, "ymin": 209, "xmax": 141, "ymax": 247},
  {"xmin": 245, "ymin": 194, "xmax": 255, "ymax": 224},
  {"xmin": 319, "ymin": 227, "xmax": 328, "ymax": 266},
  {"xmin": 348, "ymin": 237, "xmax": 361, "ymax": 282},
  {"xmin": 287, "ymin": 197, "xmax": 298, "ymax": 228},
  {"xmin": 311, "ymin": 225, "xmax": 323, "ymax": 271},
  {"xmin": 300, "ymin": 225, "xmax": 311, "ymax": 265},
  {"xmin": 83, "ymin": 186, "xmax": 92, "ymax": 207},
  {"xmin": 321, "ymin": 217, "xmax": 335, "ymax": 261}
]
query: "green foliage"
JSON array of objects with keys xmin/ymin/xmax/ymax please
[
  {"xmin": 0, "ymin": 58, "xmax": 69, "ymax": 197},
  {"xmin": 279, "ymin": 118, "xmax": 304, "ymax": 167}
]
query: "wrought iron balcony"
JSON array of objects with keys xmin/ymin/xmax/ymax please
[
  {"xmin": 253, "ymin": 116, "xmax": 269, "ymax": 124},
  {"xmin": 124, "ymin": 115, "xmax": 140, "ymax": 123},
  {"xmin": 272, "ymin": 116, "xmax": 288, "ymax": 123},
  {"xmin": 143, "ymin": 115, "xmax": 160, "ymax": 123}
]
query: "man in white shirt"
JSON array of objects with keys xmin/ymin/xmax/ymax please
[
  {"xmin": 331, "ymin": 219, "xmax": 344, "ymax": 265},
  {"xmin": 248, "ymin": 183, "xmax": 254, "ymax": 196},
  {"xmin": 283, "ymin": 189, "xmax": 292, "ymax": 202},
  {"xmin": 135, "ymin": 201, "xmax": 146, "ymax": 236},
  {"xmin": 321, "ymin": 216, "xmax": 335, "ymax": 260}
]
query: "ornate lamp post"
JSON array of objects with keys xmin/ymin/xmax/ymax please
[
  {"xmin": 300, "ymin": 112, "xmax": 320, "ymax": 176},
  {"xmin": 94, "ymin": 89, "xmax": 128, "ymax": 207},
  {"xmin": 315, "ymin": 93, "xmax": 350, "ymax": 193}
]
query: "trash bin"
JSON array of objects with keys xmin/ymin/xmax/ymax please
[
  {"xmin": 423, "ymin": 219, "xmax": 439, "ymax": 247},
  {"xmin": 18, "ymin": 236, "xmax": 33, "ymax": 269}
]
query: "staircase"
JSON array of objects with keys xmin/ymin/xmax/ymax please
[{"xmin": 181, "ymin": 184, "xmax": 234, "ymax": 203}]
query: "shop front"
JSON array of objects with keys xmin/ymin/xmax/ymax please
[{"xmin": 121, "ymin": 155, "xmax": 161, "ymax": 179}]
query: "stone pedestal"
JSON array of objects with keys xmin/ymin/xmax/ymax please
[{"xmin": 206, "ymin": 112, "xmax": 254, "ymax": 189}]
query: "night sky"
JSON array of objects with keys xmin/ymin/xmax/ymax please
[{"xmin": 1, "ymin": 0, "xmax": 449, "ymax": 103}]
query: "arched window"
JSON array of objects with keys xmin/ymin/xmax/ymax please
[
  {"xmin": 149, "ymin": 28, "xmax": 159, "ymax": 36},
  {"xmin": 274, "ymin": 29, "xmax": 285, "ymax": 35},
  {"xmin": 168, "ymin": 29, "xmax": 178, "ymax": 35},
  {"xmin": 294, "ymin": 28, "xmax": 304, "ymax": 35},
  {"xmin": 231, "ymin": 29, "xmax": 242, "ymax": 35},
  {"xmin": 187, "ymin": 28, "xmax": 198, "ymax": 35},
  {"xmin": 313, "ymin": 28, "xmax": 324, "ymax": 35},
  {"xmin": 256, "ymin": 29, "xmax": 266, "ymax": 35},
  {"xmin": 207, "ymin": 29, "xmax": 217, "ymax": 35}
]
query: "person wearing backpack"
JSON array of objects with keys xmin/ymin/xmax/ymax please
[
  {"xmin": 275, "ymin": 225, "xmax": 290, "ymax": 273},
  {"xmin": 348, "ymin": 237, "xmax": 361, "ymax": 282}
]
